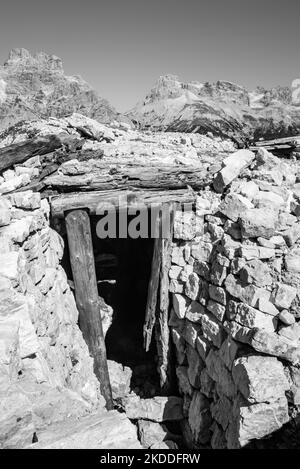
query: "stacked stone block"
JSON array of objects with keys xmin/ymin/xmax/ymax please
[
  {"xmin": 0, "ymin": 190, "xmax": 104, "ymax": 448},
  {"xmin": 169, "ymin": 149, "xmax": 300, "ymax": 448}
]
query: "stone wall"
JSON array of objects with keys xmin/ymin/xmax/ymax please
[
  {"xmin": 0, "ymin": 190, "xmax": 104, "ymax": 449},
  {"xmin": 1, "ymin": 113, "xmax": 300, "ymax": 449},
  {"xmin": 169, "ymin": 148, "xmax": 300, "ymax": 448}
]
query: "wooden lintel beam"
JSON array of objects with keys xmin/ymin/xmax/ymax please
[{"xmin": 50, "ymin": 189, "xmax": 196, "ymax": 219}]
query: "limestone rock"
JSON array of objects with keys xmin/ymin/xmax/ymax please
[
  {"xmin": 225, "ymin": 320, "xmax": 253, "ymax": 344},
  {"xmin": 213, "ymin": 150, "xmax": 255, "ymax": 193},
  {"xmin": 210, "ymin": 256, "xmax": 228, "ymax": 286},
  {"xmin": 138, "ymin": 420, "xmax": 179, "ymax": 448},
  {"xmin": 278, "ymin": 310, "xmax": 295, "ymax": 326},
  {"xmin": 227, "ymin": 397, "xmax": 289, "ymax": 448},
  {"xmin": 171, "ymin": 328, "xmax": 186, "ymax": 365},
  {"xmin": 219, "ymin": 337, "xmax": 239, "ymax": 369},
  {"xmin": 232, "ymin": 356, "xmax": 289, "ymax": 403},
  {"xmin": 107, "ymin": 360, "xmax": 132, "ymax": 400},
  {"xmin": 185, "ymin": 300, "xmax": 205, "ymax": 323},
  {"xmin": 239, "ymin": 208, "xmax": 279, "ymax": 239},
  {"xmin": 0, "ymin": 251, "xmax": 19, "ymax": 281},
  {"xmin": 271, "ymin": 283, "xmax": 297, "ymax": 310},
  {"xmin": 0, "ymin": 207, "xmax": 11, "ymax": 226},
  {"xmin": 238, "ymin": 245, "xmax": 275, "ymax": 260},
  {"xmin": 257, "ymin": 296, "xmax": 279, "ymax": 316},
  {"xmin": 0, "ymin": 291, "xmax": 39, "ymax": 358},
  {"xmin": 176, "ymin": 366, "xmax": 193, "ymax": 396},
  {"xmin": 124, "ymin": 395, "xmax": 183, "ymax": 422},
  {"xmin": 174, "ymin": 212, "xmax": 203, "ymax": 240},
  {"xmin": 207, "ymin": 299, "xmax": 226, "ymax": 321},
  {"xmin": 228, "ymin": 300, "xmax": 275, "ymax": 332},
  {"xmin": 278, "ymin": 322, "xmax": 300, "ymax": 342},
  {"xmin": 239, "ymin": 259, "xmax": 272, "ymax": 287},
  {"xmin": 188, "ymin": 391, "xmax": 211, "ymax": 445},
  {"xmin": 151, "ymin": 440, "xmax": 178, "ymax": 449},
  {"xmin": 169, "ymin": 265, "xmax": 182, "ymax": 279},
  {"xmin": 182, "ymin": 321, "xmax": 201, "ymax": 348},
  {"xmin": 238, "ymin": 181, "xmax": 259, "ymax": 200},
  {"xmin": 1, "ymin": 216, "xmax": 33, "ymax": 244},
  {"xmin": 220, "ymin": 193, "xmax": 254, "ymax": 222},
  {"xmin": 205, "ymin": 349, "xmax": 236, "ymax": 398},
  {"xmin": 191, "ymin": 241, "xmax": 213, "ymax": 263},
  {"xmin": 250, "ymin": 328, "xmax": 300, "ymax": 365},
  {"xmin": 171, "ymin": 245, "xmax": 188, "ymax": 266},
  {"xmin": 285, "ymin": 248, "xmax": 300, "ymax": 273},
  {"xmin": 185, "ymin": 272, "xmax": 200, "ymax": 300},
  {"xmin": 225, "ymin": 274, "xmax": 259, "ymax": 306},
  {"xmin": 10, "ymin": 191, "xmax": 41, "ymax": 210},
  {"xmin": 196, "ymin": 335, "xmax": 211, "ymax": 361},
  {"xmin": 200, "ymin": 369, "xmax": 215, "ymax": 398},
  {"xmin": 186, "ymin": 345, "xmax": 204, "ymax": 388},
  {"xmin": 0, "ymin": 389, "xmax": 35, "ymax": 449},
  {"xmin": 211, "ymin": 395, "xmax": 232, "ymax": 431},
  {"xmin": 253, "ymin": 191, "xmax": 285, "ymax": 210},
  {"xmin": 29, "ymin": 411, "xmax": 142, "ymax": 449},
  {"xmin": 66, "ymin": 114, "xmax": 115, "ymax": 142},
  {"xmin": 208, "ymin": 285, "xmax": 226, "ymax": 305},
  {"xmin": 211, "ymin": 422, "xmax": 227, "ymax": 449},
  {"xmin": 172, "ymin": 293, "xmax": 190, "ymax": 319},
  {"xmin": 200, "ymin": 312, "xmax": 225, "ymax": 347}
]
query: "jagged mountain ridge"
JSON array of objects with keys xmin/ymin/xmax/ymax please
[
  {"xmin": 127, "ymin": 74, "xmax": 300, "ymax": 142},
  {"xmin": 0, "ymin": 48, "xmax": 127, "ymax": 131}
]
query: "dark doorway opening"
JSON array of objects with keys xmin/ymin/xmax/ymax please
[{"xmin": 59, "ymin": 209, "xmax": 161, "ymax": 398}]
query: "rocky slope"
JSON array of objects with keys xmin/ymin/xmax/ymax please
[
  {"xmin": 0, "ymin": 48, "xmax": 126, "ymax": 132},
  {"xmin": 127, "ymin": 75, "xmax": 300, "ymax": 143}
]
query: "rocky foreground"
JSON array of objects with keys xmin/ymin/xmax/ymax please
[{"xmin": 1, "ymin": 113, "xmax": 300, "ymax": 448}]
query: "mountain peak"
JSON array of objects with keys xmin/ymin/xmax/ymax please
[
  {"xmin": 4, "ymin": 48, "xmax": 64, "ymax": 72},
  {"xmin": 0, "ymin": 48, "xmax": 129, "ymax": 132}
]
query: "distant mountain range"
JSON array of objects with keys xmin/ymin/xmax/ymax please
[
  {"xmin": 0, "ymin": 48, "xmax": 127, "ymax": 132},
  {"xmin": 126, "ymin": 75, "xmax": 300, "ymax": 143},
  {"xmin": 1, "ymin": 50, "xmax": 300, "ymax": 143}
]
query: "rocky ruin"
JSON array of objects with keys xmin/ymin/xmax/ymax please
[{"xmin": 1, "ymin": 111, "xmax": 300, "ymax": 449}]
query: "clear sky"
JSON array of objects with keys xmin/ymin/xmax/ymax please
[{"xmin": 0, "ymin": 0, "xmax": 299, "ymax": 111}]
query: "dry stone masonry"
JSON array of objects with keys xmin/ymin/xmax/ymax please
[
  {"xmin": 1, "ymin": 112, "xmax": 300, "ymax": 448},
  {"xmin": 169, "ymin": 147, "xmax": 300, "ymax": 448},
  {"xmin": 0, "ymin": 189, "xmax": 109, "ymax": 448}
]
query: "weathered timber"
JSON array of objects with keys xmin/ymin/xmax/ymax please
[
  {"xmin": 44, "ymin": 163, "xmax": 215, "ymax": 193},
  {"xmin": 0, "ymin": 133, "xmax": 79, "ymax": 172},
  {"xmin": 50, "ymin": 189, "xmax": 196, "ymax": 218},
  {"xmin": 251, "ymin": 135, "xmax": 300, "ymax": 156},
  {"xmin": 255, "ymin": 135, "xmax": 300, "ymax": 147},
  {"xmin": 143, "ymin": 211, "xmax": 163, "ymax": 352},
  {"xmin": 156, "ymin": 204, "xmax": 176, "ymax": 393},
  {"xmin": 65, "ymin": 209, "xmax": 113, "ymax": 410}
]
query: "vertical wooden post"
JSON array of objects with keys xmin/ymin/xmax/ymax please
[
  {"xmin": 143, "ymin": 210, "xmax": 162, "ymax": 351},
  {"xmin": 157, "ymin": 203, "xmax": 175, "ymax": 393},
  {"xmin": 65, "ymin": 209, "xmax": 113, "ymax": 410}
]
